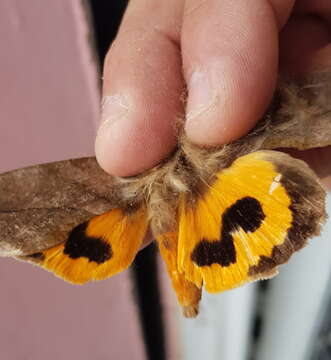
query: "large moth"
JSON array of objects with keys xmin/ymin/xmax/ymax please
[{"xmin": 1, "ymin": 72, "xmax": 331, "ymax": 317}]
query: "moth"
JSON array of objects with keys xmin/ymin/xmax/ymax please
[{"xmin": 1, "ymin": 72, "xmax": 331, "ymax": 318}]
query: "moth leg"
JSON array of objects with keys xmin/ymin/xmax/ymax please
[{"xmin": 157, "ymin": 233, "xmax": 201, "ymax": 318}]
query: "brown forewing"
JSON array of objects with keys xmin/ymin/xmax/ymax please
[{"xmin": 0, "ymin": 157, "xmax": 118, "ymax": 256}]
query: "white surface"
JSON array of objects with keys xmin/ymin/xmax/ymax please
[
  {"xmin": 255, "ymin": 194, "xmax": 331, "ymax": 360},
  {"xmin": 181, "ymin": 284, "xmax": 257, "ymax": 360}
]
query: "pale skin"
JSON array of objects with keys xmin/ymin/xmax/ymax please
[{"xmin": 95, "ymin": 0, "xmax": 331, "ymax": 190}]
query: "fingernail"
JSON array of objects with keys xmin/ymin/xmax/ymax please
[
  {"xmin": 98, "ymin": 94, "xmax": 130, "ymax": 132},
  {"xmin": 186, "ymin": 70, "xmax": 217, "ymax": 123}
]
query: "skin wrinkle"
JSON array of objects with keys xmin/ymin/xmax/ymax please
[
  {"xmin": 151, "ymin": 25, "xmax": 182, "ymax": 48},
  {"xmin": 185, "ymin": 49, "xmax": 276, "ymax": 145},
  {"xmin": 267, "ymin": 0, "xmax": 296, "ymax": 28},
  {"xmin": 184, "ymin": 0, "xmax": 209, "ymax": 17},
  {"xmin": 98, "ymin": 94, "xmax": 131, "ymax": 131}
]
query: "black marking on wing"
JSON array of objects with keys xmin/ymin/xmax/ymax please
[
  {"xmin": 191, "ymin": 197, "xmax": 265, "ymax": 267},
  {"xmin": 248, "ymin": 161, "xmax": 326, "ymax": 276},
  {"xmin": 64, "ymin": 222, "xmax": 112, "ymax": 264}
]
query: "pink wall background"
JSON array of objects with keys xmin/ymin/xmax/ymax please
[
  {"xmin": 0, "ymin": 1, "xmax": 177, "ymax": 358},
  {"xmin": 0, "ymin": 0, "xmax": 99, "ymax": 173}
]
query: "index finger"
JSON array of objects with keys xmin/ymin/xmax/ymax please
[{"xmin": 95, "ymin": 0, "xmax": 184, "ymax": 176}]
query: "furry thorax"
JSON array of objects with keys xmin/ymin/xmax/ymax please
[{"xmin": 115, "ymin": 71, "xmax": 331, "ymax": 236}]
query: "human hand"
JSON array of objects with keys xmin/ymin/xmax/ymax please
[{"xmin": 95, "ymin": 0, "xmax": 331, "ymax": 189}]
